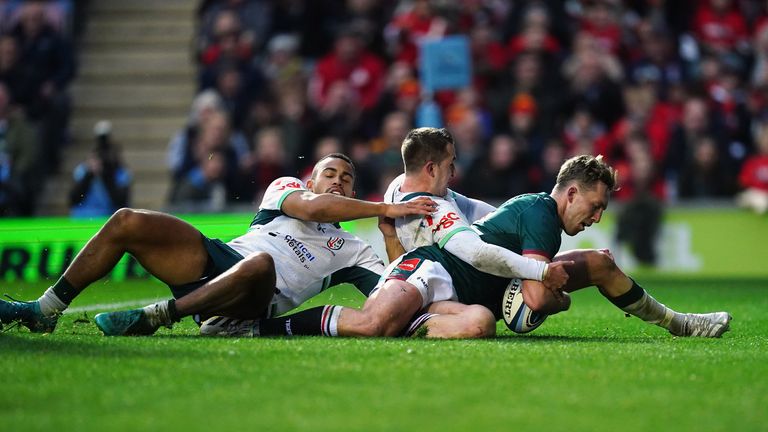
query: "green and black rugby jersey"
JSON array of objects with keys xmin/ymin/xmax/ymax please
[{"xmin": 407, "ymin": 193, "xmax": 563, "ymax": 318}]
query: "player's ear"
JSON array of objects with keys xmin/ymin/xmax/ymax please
[
  {"xmin": 425, "ymin": 161, "xmax": 435, "ymax": 177},
  {"xmin": 567, "ymin": 185, "xmax": 578, "ymax": 202},
  {"xmin": 306, "ymin": 178, "xmax": 315, "ymax": 191}
]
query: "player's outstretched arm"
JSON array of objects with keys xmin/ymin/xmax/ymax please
[
  {"xmin": 281, "ymin": 192, "xmax": 437, "ymax": 223},
  {"xmin": 442, "ymin": 230, "xmax": 570, "ymax": 282}
]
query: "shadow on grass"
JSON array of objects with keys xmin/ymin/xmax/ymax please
[{"xmin": 493, "ymin": 333, "xmax": 659, "ymax": 344}]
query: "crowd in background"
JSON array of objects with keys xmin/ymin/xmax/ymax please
[
  {"xmin": 1, "ymin": 0, "xmax": 768, "ymax": 220},
  {"xmin": 0, "ymin": 0, "xmax": 76, "ymax": 216},
  {"xmin": 166, "ymin": 0, "xmax": 768, "ymax": 214}
]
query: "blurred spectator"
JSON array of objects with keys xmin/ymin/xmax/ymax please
[
  {"xmin": 529, "ymin": 139, "xmax": 566, "ymax": 193},
  {"xmin": 299, "ymin": 135, "xmax": 343, "ymax": 181},
  {"xmin": 239, "ymin": 126, "xmax": 290, "ymax": 202},
  {"xmin": 677, "ymin": 135, "xmax": 737, "ymax": 198},
  {"xmin": 664, "ymin": 96, "xmax": 726, "ymax": 198},
  {"xmin": 736, "ymin": 120, "xmax": 768, "ymax": 214},
  {"xmin": 198, "ymin": 0, "xmax": 272, "ymax": 57},
  {"xmin": 627, "ymin": 28, "xmax": 686, "ymax": 101},
  {"xmin": 506, "ymin": 92, "xmax": 547, "ymax": 162},
  {"xmin": 615, "ymin": 146, "xmax": 664, "ymax": 266},
  {"xmin": 487, "ymin": 50, "xmax": 562, "ymax": 134},
  {"xmin": 462, "ymin": 133, "xmax": 532, "ymax": 200},
  {"xmin": 309, "ymin": 24, "xmax": 386, "ymax": 114},
  {"xmin": 578, "ymin": 0, "xmax": 623, "ymax": 56},
  {"xmin": 11, "ymin": 0, "xmax": 76, "ymax": 175},
  {"xmin": 169, "ymin": 148, "xmax": 228, "ymax": 212},
  {"xmin": 69, "ymin": 121, "xmax": 131, "ymax": 218},
  {"xmin": 446, "ymin": 105, "xmax": 484, "ymax": 181},
  {"xmin": 261, "ymin": 33, "xmax": 307, "ymax": 91},
  {"xmin": 167, "ymin": 90, "xmax": 223, "ymax": 175},
  {"xmin": 507, "ymin": 3, "xmax": 562, "ymax": 59},
  {"xmin": 169, "ymin": 110, "xmax": 245, "ymax": 205},
  {"xmin": 562, "ymin": 31, "xmax": 625, "ymax": 128},
  {"xmin": 0, "ymin": 81, "xmax": 40, "ymax": 216},
  {"xmin": 0, "ymin": 34, "xmax": 32, "ymax": 109},
  {"xmin": 314, "ymin": 80, "xmax": 363, "ymax": 141},
  {"xmin": 199, "ymin": 9, "xmax": 253, "ymax": 72},
  {"xmin": 370, "ymin": 110, "xmax": 410, "ymax": 172},
  {"xmin": 691, "ymin": 0, "xmax": 750, "ymax": 66}
]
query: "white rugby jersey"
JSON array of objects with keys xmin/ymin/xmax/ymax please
[
  {"xmin": 227, "ymin": 177, "xmax": 384, "ymax": 315},
  {"xmin": 383, "ymin": 174, "xmax": 495, "ymax": 251}
]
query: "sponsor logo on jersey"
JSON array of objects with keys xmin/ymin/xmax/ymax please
[
  {"xmin": 283, "ymin": 234, "xmax": 317, "ymax": 263},
  {"xmin": 276, "ymin": 180, "xmax": 302, "ymax": 191},
  {"xmin": 326, "ymin": 237, "xmax": 345, "ymax": 250},
  {"xmin": 425, "ymin": 212, "xmax": 460, "ymax": 234},
  {"xmin": 397, "ymin": 258, "xmax": 421, "ymax": 272}
]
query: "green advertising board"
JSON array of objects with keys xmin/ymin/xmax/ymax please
[{"xmin": 0, "ymin": 208, "xmax": 765, "ymax": 282}]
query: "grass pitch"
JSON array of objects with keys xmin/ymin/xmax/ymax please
[{"xmin": 1, "ymin": 277, "xmax": 767, "ymax": 432}]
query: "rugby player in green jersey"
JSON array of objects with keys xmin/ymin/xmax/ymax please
[
  {"xmin": 245, "ymin": 154, "xmax": 731, "ymax": 338},
  {"xmin": 0, "ymin": 154, "xmax": 439, "ymax": 335}
]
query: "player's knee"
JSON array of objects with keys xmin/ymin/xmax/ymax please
[
  {"xmin": 464, "ymin": 305, "xmax": 496, "ymax": 338},
  {"xmin": 586, "ymin": 249, "xmax": 619, "ymax": 284},
  {"xmin": 107, "ymin": 208, "xmax": 143, "ymax": 238},
  {"xmin": 237, "ymin": 252, "xmax": 275, "ymax": 282}
]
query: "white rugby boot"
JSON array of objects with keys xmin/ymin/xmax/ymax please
[
  {"xmin": 670, "ymin": 312, "xmax": 732, "ymax": 338},
  {"xmin": 200, "ymin": 316, "xmax": 258, "ymax": 337}
]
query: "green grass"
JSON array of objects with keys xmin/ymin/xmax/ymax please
[{"xmin": 1, "ymin": 278, "xmax": 767, "ymax": 432}]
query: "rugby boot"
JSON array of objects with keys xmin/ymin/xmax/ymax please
[
  {"xmin": 94, "ymin": 309, "xmax": 159, "ymax": 336},
  {"xmin": 0, "ymin": 298, "xmax": 58, "ymax": 333},
  {"xmin": 670, "ymin": 312, "xmax": 732, "ymax": 338},
  {"xmin": 199, "ymin": 316, "xmax": 258, "ymax": 337}
]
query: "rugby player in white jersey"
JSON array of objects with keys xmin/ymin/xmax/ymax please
[{"xmin": 0, "ymin": 153, "xmax": 438, "ymax": 335}]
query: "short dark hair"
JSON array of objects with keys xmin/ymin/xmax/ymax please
[
  {"xmin": 555, "ymin": 154, "xmax": 618, "ymax": 192},
  {"xmin": 311, "ymin": 152, "xmax": 356, "ymax": 180},
  {"xmin": 401, "ymin": 127, "xmax": 454, "ymax": 174}
]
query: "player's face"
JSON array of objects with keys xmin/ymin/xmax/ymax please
[
  {"xmin": 562, "ymin": 181, "xmax": 610, "ymax": 236},
  {"xmin": 307, "ymin": 157, "xmax": 356, "ymax": 197},
  {"xmin": 433, "ymin": 143, "xmax": 456, "ymax": 196}
]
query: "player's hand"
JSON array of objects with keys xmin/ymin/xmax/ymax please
[
  {"xmin": 385, "ymin": 197, "xmax": 437, "ymax": 218},
  {"xmin": 542, "ymin": 260, "xmax": 573, "ymax": 291}
]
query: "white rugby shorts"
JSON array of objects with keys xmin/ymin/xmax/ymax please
[{"xmin": 371, "ymin": 255, "xmax": 458, "ymax": 308}]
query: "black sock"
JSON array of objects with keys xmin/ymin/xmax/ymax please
[
  {"xmin": 51, "ymin": 277, "xmax": 78, "ymax": 305},
  {"xmin": 258, "ymin": 305, "xmax": 342, "ymax": 336},
  {"xmin": 606, "ymin": 280, "xmax": 645, "ymax": 308},
  {"xmin": 168, "ymin": 299, "xmax": 181, "ymax": 323}
]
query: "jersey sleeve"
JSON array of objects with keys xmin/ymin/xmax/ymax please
[
  {"xmin": 450, "ymin": 189, "xmax": 497, "ymax": 223},
  {"xmin": 259, "ymin": 177, "xmax": 306, "ymax": 211},
  {"xmin": 424, "ymin": 197, "xmax": 474, "ymax": 248},
  {"xmin": 519, "ymin": 207, "xmax": 561, "ymax": 260}
]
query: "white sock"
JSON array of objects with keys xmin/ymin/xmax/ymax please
[
  {"xmin": 142, "ymin": 301, "xmax": 174, "ymax": 328},
  {"xmin": 621, "ymin": 292, "xmax": 684, "ymax": 333},
  {"xmin": 322, "ymin": 305, "xmax": 343, "ymax": 337},
  {"xmin": 37, "ymin": 288, "xmax": 68, "ymax": 316}
]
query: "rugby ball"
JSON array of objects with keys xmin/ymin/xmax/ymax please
[{"xmin": 502, "ymin": 279, "xmax": 547, "ymax": 334}]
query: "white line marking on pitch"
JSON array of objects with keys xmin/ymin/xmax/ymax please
[{"xmin": 66, "ymin": 298, "xmax": 161, "ymax": 314}]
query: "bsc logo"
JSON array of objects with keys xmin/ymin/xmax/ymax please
[{"xmin": 326, "ymin": 237, "xmax": 345, "ymax": 250}]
